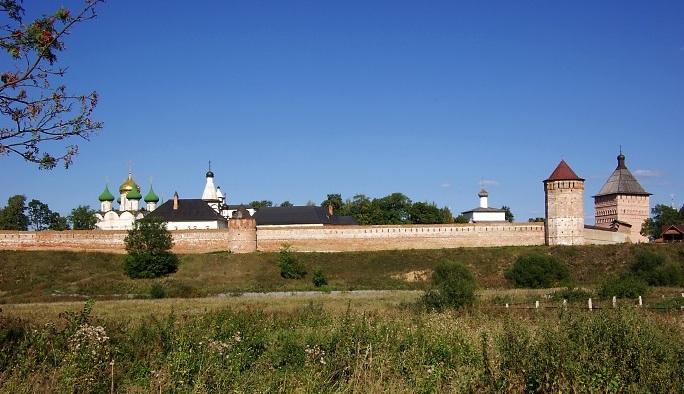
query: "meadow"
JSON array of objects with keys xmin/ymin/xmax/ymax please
[{"xmin": 1, "ymin": 244, "xmax": 683, "ymax": 392}]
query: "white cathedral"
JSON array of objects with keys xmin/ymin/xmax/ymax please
[{"xmin": 95, "ymin": 166, "xmax": 255, "ymax": 231}]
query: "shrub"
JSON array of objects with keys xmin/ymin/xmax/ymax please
[
  {"xmin": 598, "ymin": 275, "xmax": 650, "ymax": 298},
  {"xmin": 505, "ymin": 254, "xmax": 570, "ymax": 288},
  {"xmin": 630, "ymin": 248, "xmax": 682, "ymax": 286},
  {"xmin": 420, "ymin": 260, "xmax": 476, "ymax": 311},
  {"xmin": 149, "ymin": 283, "xmax": 165, "ymax": 299},
  {"xmin": 550, "ymin": 286, "xmax": 592, "ymax": 302},
  {"xmin": 277, "ymin": 245, "xmax": 307, "ymax": 279},
  {"xmin": 312, "ymin": 267, "xmax": 328, "ymax": 287},
  {"xmin": 124, "ymin": 217, "xmax": 178, "ymax": 279}
]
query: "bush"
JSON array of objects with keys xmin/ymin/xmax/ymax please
[
  {"xmin": 505, "ymin": 254, "xmax": 570, "ymax": 288},
  {"xmin": 277, "ymin": 245, "xmax": 307, "ymax": 279},
  {"xmin": 630, "ymin": 248, "xmax": 682, "ymax": 286},
  {"xmin": 598, "ymin": 275, "xmax": 650, "ymax": 298},
  {"xmin": 312, "ymin": 267, "xmax": 328, "ymax": 287},
  {"xmin": 149, "ymin": 283, "xmax": 165, "ymax": 299},
  {"xmin": 420, "ymin": 260, "xmax": 476, "ymax": 311},
  {"xmin": 124, "ymin": 217, "xmax": 178, "ymax": 279},
  {"xmin": 550, "ymin": 286, "xmax": 592, "ymax": 302}
]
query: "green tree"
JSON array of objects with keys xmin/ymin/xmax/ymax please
[
  {"xmin": 502, "ymin": 206, "xmax": 514, "ymax": 222},
  {"xmin": 371, "ymin": 192, "xmax": 412, "ymax": 224},
  {"xmin": 250, "ymin": 200, "xmax": 273, "ymax": 209},
  {"xmin": 409, "ymin": 201, "xmax": 446, "ymax": 224},
  {"xmin": 279, "ymin": 200, "xmax": 293, "ymax": 207},
  {"xmin": 528, "ymin": 217, "xmax": 545, "ymax": 223},
  {"xmin": 641, "ymin": 204, "xmax": 684, "ymax": 239},
  {"xmin": 321, "ymin": 193, "xmax": 344, "ymax": 213},
  {"xmin": 420, "ymin": 260, "xmax": 477, "ymax": 311},
  {"xmin": 27, "ymin": 199, "xmax": 51, "ymax": 230},
  {"xmin": 124, "ymin": 217, "xmax": 178, "ymax": 279},
  {"xmin": 0, "ymin": 0, "xmax": 104, "ymax": 169},
  {"xmin": 0, "ymin": 194, "xmax": 28, "ymax": 230},
  {"xmin": 454, "ymin": 214, "xmax": 469, "ymax": 223},
  {"xmin": 68, "ymin": 205, "xmax": 97, "ymax": 230},
  {"xmin": 48, "ymin": 211, "xmax": 69, "ymax": 230}
]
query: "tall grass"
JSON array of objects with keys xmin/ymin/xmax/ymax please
[{"xmin": 1, "ymin": 301, "xmax": 683, "ymax": 393}]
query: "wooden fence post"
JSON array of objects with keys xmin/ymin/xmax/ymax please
[
  {"xmin": 612, "ymin": 296, "xmax": 617, "ymax": 308},
  {"xmin": 588, "ymin": 298, "xmax": 593, "ymax": 311},
  {"xmin": 638, "ymin": 296, "xmax": 643, "ymax": 307},
  {"xmin": 535, "ymin": 300, "xmax": 539, "ymax": 310}
]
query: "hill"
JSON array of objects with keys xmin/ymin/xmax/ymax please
[{"xmin": 1, "ymin": 243, "xmax": 683, "ymax": 303}]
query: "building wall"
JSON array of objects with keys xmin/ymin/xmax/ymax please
[
  {"xmin": 545, "ymin": 180, "xmax": 585, "ymax": 245},
  {"xmin": 0, "ymin": 222, "xmax": 545, "ymax": 254},
  {"xmin": 584, "ymin": 228, "xmax": 631, "ymax": 245},
  {"xmin": 255, "ymin": 223, "xmax": 545, "ymax": 252}
]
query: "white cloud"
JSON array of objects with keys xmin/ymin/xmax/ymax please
[
  {"xmin": 440, "ymin": 182, "xmax": 451, "ymax": 188},
  {"xmin": 481, "ymin": 179, "xmax": 499, "ymax": 186},
  {"xmin": 634, "ymin": 169, "xmax": 663, "ymax": 178}
]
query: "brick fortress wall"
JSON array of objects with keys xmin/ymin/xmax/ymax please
[{"xmin": 0, "ymin": 222, "xmax": 545, "ymax": 253}]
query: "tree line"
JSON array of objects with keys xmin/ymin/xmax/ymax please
[
  {"xmin": 0, "ymin": 194, "xmax": 96, "ymax": 231},
  {"xmin": 641, "ymin": 204, "xmax": 684, "ymax": 239}
]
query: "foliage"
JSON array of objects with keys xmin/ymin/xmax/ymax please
[
  {"xmin": 277, "ymin": 244, "xmax": 307, "ymax": 279},
  {"xmin": 0, "ymin": 0, "xmax": 104, "ymax": 169},
  {"xmin": 4, "ymin": 300, "xmax": 684, "ymax": 392},
  {"xmin": 641, "ymin": 203, "xmax": 684, "ymax": 239},
  {"xmin": 279, "ymin": 200, "xmax": 293, "ymax": 207},
  {"xmin": 250, "ymin": 200, "xmax": 273, "ymax": 209},
  {"xmin": 409, "ymin": 201, "xmax": 453, "ymax": 224},
  {"xmin": 0, "ymin": 194, "xmax": 28, "ymax": 230},
  {"xmin": 124, "ymin": 217, "xmax": 178, "ymax": 279},
  {"xmin": 501, "ymin": 205, "xmax": 514, "ymax": 222},
  {"xmin": 598, "ymin": 275, "xmax": 650, "ymax": 298},
  {"xmin": 505, "ymin": 253, "xmax": 570, "ymax": 288},
  {"xmin": 528, "ymin": 217, "xmax": 545, "ymax": 223},
  {"xmin": 419, "ymin": 260, "xmax": 477, "ymax": 311},
  {"xmin": 26, "ymin": 198, "xmax": 68, "ymax": 230},
  {"xmin": 67, "ymin": 204, "xmax": 97, "ymax": 229},
  {"xmin": 550, "ymin": 286, "xmax": 593, "ymax": 302},
  {"xmin": 333, "ymin": 192, "xmax": 454, "ymax": 225},
  {"xmin": 312, "ymin": 267, "xmax": 328, "ymax": 287},
  {"xmin": 149, "ymin": 282, "xmax": 165, "ymax": 299},
  {"xmin": 629, "ymin": 248, "xmax": 682, "ymax": 286},
  {"xmin": 454, "ymin": 214, "xmax": 469, "ymax": 223}
]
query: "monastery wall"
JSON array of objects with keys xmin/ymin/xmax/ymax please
[
  {"xmin": 584, "ymin": 227, "xmax": 631, "ymax": 245},
  {"xmin": 0, "ymin": 222, "xmax": 545, "ymax": 254},
  {"xmin": 255, "ymin": 223, "xmax": 545, "ymax": 252}
]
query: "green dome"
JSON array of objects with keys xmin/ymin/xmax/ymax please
[
  {"xmin": 98, "ymin": 185, "xmax": 115, "ymax": 202},
  {"xmin": 144, "ymin": 185, "xmax": 159, "ymax": 203},
  {"xmin": 126, "ymin": 187, "xmax": 142, "ymax": 200}
]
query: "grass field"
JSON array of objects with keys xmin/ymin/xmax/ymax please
[
  {"xmin": 1, "ymin": 244, "xmax": 683, "ymax": 392},
  {"xmin": 2, "ymin": 243, "xmax": 684, "ymax": 304}
]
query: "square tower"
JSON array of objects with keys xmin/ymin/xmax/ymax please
[{"xmin": 593, "ymin": 153, "xmax": 651, "ymax": 243}]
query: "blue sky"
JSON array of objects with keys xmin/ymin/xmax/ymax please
[{"xmin": 2, "ymin": 1, "xmax": 683, "ymax": 223}]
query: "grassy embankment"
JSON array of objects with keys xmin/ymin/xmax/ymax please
[{"xmin": 1, "ymin": 243, "xmax": 684, "ymax": 303}]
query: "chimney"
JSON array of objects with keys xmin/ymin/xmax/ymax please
[
  {"xmin": 328, "ymin": 203, "xmax": 334, "ymax": 216},
  {"xmin": 173, "ymin": 192, "xmax": 179, "ymax": 210}
]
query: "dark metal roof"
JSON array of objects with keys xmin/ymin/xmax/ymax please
[
  {"xmin": 145, "ymin": 199, "xmax": 228, "ymax": 223},
  {"xmin": 545, "ymin": 160, "xmax": 584, "ymax": 182},
  {"xmin": 593, "ymin": 154, "xmax": 651, "ymax": 197},
  {"xmin": 461, "ymin": 207, "xmax": 506, "ymax": 215},
  {"xmin": 253, "ymin": 206, "xmax": 357, "ymax": 226}
]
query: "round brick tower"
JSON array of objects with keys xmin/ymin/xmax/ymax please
[{"xmin": 544, "ymin": 160, "xmax": 585, "ymax": 245}]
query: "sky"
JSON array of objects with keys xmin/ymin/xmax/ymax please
[{"xmin": 2, "ymin": 1, "xmax": 683, "ymax": 224}]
